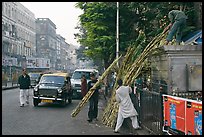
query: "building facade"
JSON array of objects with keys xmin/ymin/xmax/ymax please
[
  {"xmin": 2, "ymin": 2, "xmax": 78, "ymax": 80},
  {"xmin": 35, "ymin": 18, "xmax": 57, "ymax": 71},
  {"xmin": 2, "ymin": 2, "xmax": 36, "ymax": 80}
]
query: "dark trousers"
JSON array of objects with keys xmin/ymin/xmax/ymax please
[
  {"xmin": 88, "ymin": 93, "xmax": 99, "ymax": 120},
  {"xmin": 166, "ymin": 18, "xmax": 186, "ymax": 43}
]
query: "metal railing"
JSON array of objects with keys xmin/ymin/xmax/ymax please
[
  {"xmin": 2, "ymin": 80, "xmax": 19, "ymax": 89},
  {"xmin": 138, "ymin": 89, "xmax": 164, "ymax": 135}
]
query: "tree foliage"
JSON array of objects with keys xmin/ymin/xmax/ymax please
[{"xmin": 74, "ymin": 2, "xmax": 199, "ymax": 71}]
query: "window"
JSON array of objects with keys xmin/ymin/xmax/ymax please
[
  {"xmin": 40, "ymin": 76, "xmax": 64, "ymax": 84},
  {"xmin": 8, "ymin": 5, "xmax": 11, "ymax": 17},
  {"xmin": 5, "ymin": 23, "xmax": 8, "ymax": 31}
]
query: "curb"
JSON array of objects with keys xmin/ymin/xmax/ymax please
[{"xmin": 2, "ymin": 86, "xmax": 19, "ymax": 90}]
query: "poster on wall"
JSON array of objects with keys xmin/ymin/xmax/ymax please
[
  {"xmin": 170, "ymin": 103, "xmax": 176, "ymax": 129},
  {"xmin": 185, "ymin": 101, "xmax": 202, "ymax": 135},
  {"xmin": 163, "ymin": 95, "xmax": 186, "ymax": 133},
  {"xmin": 163, "ymin": 95, "xmax": 202, "ymax": 135}
]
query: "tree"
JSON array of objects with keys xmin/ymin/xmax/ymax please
[
  {"xmin": 193, "ymin": 2, "xmax": 202, "ymax": 29},
  {"xmin": 75, "ymin": 2, "xmax": 117, "ymax": 71},
  {"xmin": 74, "ymin": 2, "xmax": 198, "ymax": 71}
]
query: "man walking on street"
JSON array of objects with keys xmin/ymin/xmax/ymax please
[
  {"xmin": 87, "ymin": 73, "xmax": 100, "ymax": 123},
  {"xmin": 114, "ymin": 79, "xmax": 140, "ymax": 133},
  {"xmin": 18, "ymin": 68, "xmax": 31, "ymax": 107}
]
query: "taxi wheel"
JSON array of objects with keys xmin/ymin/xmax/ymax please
[
  {"xmin": 61, "ymin": 96, "xmax": 67, "ymax": 106},
  {"xmin": 68, "ymin": 98, "xmax": 72, "ymax": 103},
  {"xmin": 33, "ymin": 99, "xmax": 39, "ymax": 107}
]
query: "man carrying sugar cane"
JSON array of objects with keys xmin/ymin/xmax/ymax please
[
  {"xmin": 164, "ymin": 9, "xmax": 188, "ymax": 45},
  {"xmin": 114, "ymin": 79, "xmax": 141, "ymax": 133},
  {"xmin": 87, "ymin": 73, "xmax": 101, "ymax": 123}
]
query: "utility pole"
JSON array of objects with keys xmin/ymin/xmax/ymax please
[{"xmin": 116, "ymin": 2, "xmax": 119, "ymax": 67}]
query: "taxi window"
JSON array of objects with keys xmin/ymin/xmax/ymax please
[{"xmin": 40, "ymin": 76, "xmax": 64, "ymax": 84}]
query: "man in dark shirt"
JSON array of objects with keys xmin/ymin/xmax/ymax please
[
  {"xmin": 18, "ymin": 68, "xmax": 31, "ymax": 107},
  {"xmin": 164, "ymin": 9, "xmax": 188, "ymax": 45},
  {"xmin": 87, "ymin": 73, "xmax": 100, "ymax": 122}
]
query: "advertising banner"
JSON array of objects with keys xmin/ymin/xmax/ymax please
[
  {"xmin": 163, "ymin": 95, "xmax": 185, "ymax": 133},
  {"xmin": 26, "ymin": 57, "xmax": 50, "ymax": 68},
  {"xmin": 185, "ymin": 101, "xmax": 202, "ymax": 135},
  {"xmin": 26, "ymin": 57, "xmax": 36, "ymax": 68},
  {"xmin": 163, "ymin": 95, "xmax": 202, "ymax": 135},
  {"xmin": 2, "ymin": 57, "xmax": 18, "ymax": 66}
]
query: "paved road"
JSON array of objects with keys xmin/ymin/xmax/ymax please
[{"xmin": 2, "ymin": 88, "xmax": 133, "ymax": 135}]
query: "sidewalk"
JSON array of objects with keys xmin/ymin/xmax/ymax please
[
  {"xmin": 2, "ymin": 82, "xmax": 19, "ymax": 90},
  {"xmin": 98, "ymin": 94, "xmax": 151, "ymax": 135}
]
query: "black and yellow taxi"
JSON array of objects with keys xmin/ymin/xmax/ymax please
[{"xmin": 33, "ymin": 72, "xmax": 72, "ymax": 107}]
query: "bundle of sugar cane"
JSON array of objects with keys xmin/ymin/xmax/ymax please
[
  {"xmin": 71, "ymin": 55, "xmax": 122, "ymax": 117},
  {"xmin": 101, "ymin": 31, "xmax": 147, "ymax": 127},
  {"xmin": 101, "ymin": 57, "xmax": 139, "ymax": 127},
  {"xmin": 101, "ymin": 30, "xmax": 169, "ymax": 128},
  {"xmin": 102, "ymin": 99, "xmax": 118, "ymax": 127},
  {"xmin": 123, "ymin": 30, "xmax": 169, "ymax": 85},
  {"xmin": 121, "ymin": 30, "xmax": 146, "ymax": 74}
]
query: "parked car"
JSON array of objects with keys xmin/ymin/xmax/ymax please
[
  {"xmin": 71, "ymin": 69, "xmax": 99, "ymax": 99},
  {"xmin": 28, "ymin": 72, "xmax": 42, "ymax": 87},
  {"xmin": 33, "ymin": 72, "xmax": 72, "ymax": 107}
]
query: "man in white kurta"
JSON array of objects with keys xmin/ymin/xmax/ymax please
[{"xmin": 114, "ymin": 79, "xmax": 140, "ymax": 133}]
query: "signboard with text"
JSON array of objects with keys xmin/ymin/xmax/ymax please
[
  {"xmin": 26, "ymin": 57, "xmax": 50, "ymax": 68},
  {"xmin": 2, "ymin": 57, "xmax": 18, "ymax": 66},
  {"xmin": 163, "ymin": 95, "xmax": 202, "ymax": 135},
  {"xmin": 185, "ymin": 101, "xmax": 202, "ymax": 135},
  {"xmin": 163, "ymin": 95, "xmax": 185, "ymax": 133}
]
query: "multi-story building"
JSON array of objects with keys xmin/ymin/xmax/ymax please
[
  {"xmin": 68, "ymin": 44, "xmax": 78, "ymax": 72},
  {"xmin": 2, "ymin": 2, "xmax": 36, "ymax": 80},
  {"xmin": 56, "ymin": 35, "xmax": 77, "ymax": 72},
  {"xmin": 2, "ymin": 2, "xmax": 78, "ymax": 77},
  {"xmin": 56, "ymin": 35, "xmax": 62, "ymax": 70},
  {"xmin": 15, "ymin": 2, "xmax": 36, "ymax": 57},
  {"xmin": 2, "ymin": 2, "xmax": 36, "ymax": 59},
  {"xmin": 36, "ymin": 18, "xmax": 57, "ymax": 71},
  {"xmin": 60, "ymin": 37, "xmax": 70, "ymax": 71}
]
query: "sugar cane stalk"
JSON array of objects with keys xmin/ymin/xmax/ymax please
[
  {"xmin": 101, "ymin": 30, "xmax": 169, "ymax": 128},
  {"xmin": 71, "ymin": 55, "xmax": 122, "ymax": 117}
]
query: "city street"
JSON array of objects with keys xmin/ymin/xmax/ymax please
[
  {"xmin": 2, "ymin": 2, "xmax": 202, "ymax": 135},
  {"xmin": 2, "ymin": 88, "xmax": 132, "ymax": 135}
]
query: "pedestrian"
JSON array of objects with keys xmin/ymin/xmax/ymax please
[
  {"xmin": 81, "ymin": 74, "xmax": 87, "ymax": 97},
  {"xmin": 18, "ymin": 68, "xmax": 31, "ymax": 107},
  {"xmin": 114, "ymin": 79, "xmax": 141, "ymax": 133},
  {"xmin": 66, "ymin": 75, "xmax": 72, "ymax": 92},
  {"xmin": 164, "ymin": 9, "xmax": 188, "ymax": 45},
  {"xmin": 87, "ymin": 73, "xmax": 100, "ymax": 123},
  {"xmin": 196, "ymin": 91, "xmax": 202, "ymax": 101}
]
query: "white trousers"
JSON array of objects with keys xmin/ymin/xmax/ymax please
[
  {"xmin": 19, "ymin": 89, "xmax": 29, "ymax": 105},
  {"xmin": 114, "ymin": 111, "xmax": 140, "ymax": 132}
]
